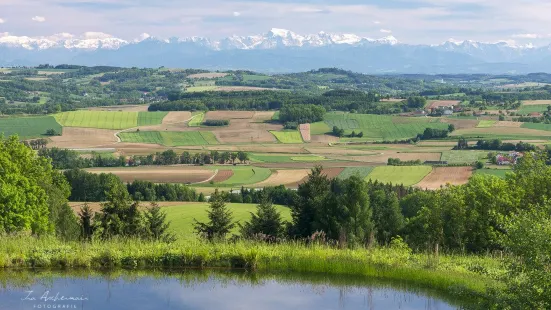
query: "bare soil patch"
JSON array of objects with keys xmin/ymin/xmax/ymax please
[
  {"xmin": 522, "ymin": 100, "xmax": 551, "ymax": 106},
  {"xmin": 49, "ymin": 127, "xmax": 118, "ymax": 148},
  {"xmin": 85, "ymin": 166, "xmax": 215, "ymax": 183},
  {"xmin": 427, "ymin": 100, "xmax": 461, "ymax": 109},
  {"xmin": 416, "ymin": 167, "xmax": 473, "ymax": 190},
  {"xmin": 211, "ymin": 170, "xmax": 234, "ymax": 183},
  {"xmin": 310, "ymin": 135, "xmax": 339, "ymax": 143},
  {"xmin": 252, "ymin": 111, "xmax": 276, "ymax": 121},
  {"xmin": 162, "ymin": 112, "xmax": 192, "ymax": 124},
  {"xmin": 253, "ymin": 162, "xmax": 380, "ymax": 169},
  {"xmin": 206, "ymin": 111, "xmax": 255, "ymax": 120},
  {"xmin": 441, "ymin": 118, "xmax": 478, "ymax": 130},
  {"xmin": 299, "ymin": 124, "xmax": 311, "ymax": 142},
  {"xmin": 495, "ymin": 121, "xmax": 523, "ymax": 128},
  {"xmin": 253, "ymin": 169, "xmax": 311, "ymax": 188},
  {"xmin": 188, "ymin": 73, "xmax": 229, "ymax": 79}
]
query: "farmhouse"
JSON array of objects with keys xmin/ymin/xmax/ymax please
[{"xmin": 496, "ymin": 152, "xmax": 523, "ymax": 165}]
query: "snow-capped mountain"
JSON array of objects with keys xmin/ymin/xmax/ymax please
[{"xmin": 0, "ymin": 28, "xmax": 550, "ymax": 74}]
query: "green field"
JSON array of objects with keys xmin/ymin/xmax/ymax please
[
  {"xmin": 186, "ymin": 86, "xmax": 217, "ymax": 92},
  {"xmin": 477, "ymin": 120, "xmax": 496, "ymax": 128},
  {"xmin": 55, "ymin": 111, "xmax": 139, "ymax": 130},
  {"xmin": 310, "ymin": 121, "xmax": 332, "ymax": 135},
  {"xmin": 164, "ymin": 203, "xmax": 291, "ymax": 237},
  {"xmin": 441, "ymin": 151, "xmax": 488, "ymax": 164},
  {"xmin": 337, "ymin": 167, "xmax": 374, "ymax": 180},
  {"xmin": 249, "ymin": 154, "xmax": 325, "ymax": 163},
  {"xmin": 518, "ymin": 104, "xmax": 550, "ymax": 114},
  {"xmin": 521, "ymin": 122, "xmax": 551, "ymax": 131},
  {"xmin": 213, "ymin": 167, "xmax": 272, "ymax": 187},
  {"xmin": 270, "ymin": 130, "xmax": 304, "ymax": 144},
  {"xmin": 189, "ymin": 113, "xmax": 205, "ymax": 127},
  {"xmin": 367, "ymin": 166, "xmax": 432, "ymax": 186},
  {"xmin": 119, "ymin": 131, "xmax": 219, "ymax": 146},
  {"xmin": 243, "ymin": 74, "xmax": 272, "ymax": 81},
  {"xmin": 475, "ymin": 168, "xmax": 512, "ymax": 179},
  {"xmin": 271, "ymin": 111, "xmax": 280, "ymax": 121},
  {"xmin": 320, "ymin": 113, "xmax": 449, "ymax": 141},
  {"xmin": 137, "ymin": 111, "xmax": 168, "ymax": 126},
  {"xmin": 0, "ymin": 116, "xmax": 62, "ymax": 139}
]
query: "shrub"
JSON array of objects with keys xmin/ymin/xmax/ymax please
[{"xmin": 203, "ymin": 119, "xmax": 229, "ymax": 126}]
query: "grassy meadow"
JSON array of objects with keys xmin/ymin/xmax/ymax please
[
  {"xmin": 189, "ymin": 112, "xmax": 205, "ymax": 127},
  {"xmin": 337, "ymin": 167, "xmax": 375, "ymax": 180},
  {"xmin": 441, "ymin": 151, "xmax": 487, "ymax": 164},
  {"xmin": 163, "ymin": 203, "xmax": 291, "ymax": 237},
  {"xmin": 55, "ymin": 111, "xmax": 167, "ymax": 130},
  {"xmin": 270, "ymin": 130, "xmax": 304, "ymax": 143},
  {"xmin": 0, "ymin": 116, "xmax": 62, "ymax": 138},
  {"xmin": 367, "ymin": 166, "xmax": 432, "ymax": 186}
]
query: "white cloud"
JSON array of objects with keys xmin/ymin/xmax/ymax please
[
  {"xmin": 512, "ymin": 33, "xmax": 551, "ymax": 39},
  {"xmin": 31, "ymin": 16, "xmax": 46, "ymax": 22},
  {"xmin": 373, "ymin": 21, "xmax": 381, "ymax": 24},
  {"xmin": 233, "ymin": 12, "xmax": 241, "ymax": 17},
  {"xmin": 0, "ymin": 18, "xmax": 5, "ymax": 24},
  {"xmin": 380, "ymin": 29, "xmax": 392, "ymax": 33},
  {"xmin": 83, "ymin": 31, "xmax": 112, "ymax": 39}
]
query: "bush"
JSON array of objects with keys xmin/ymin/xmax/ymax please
[
  {"xmin": 203, "ymin": 119, "xmax": 229, "ymax": 126},
  {"xmin": 284, "ymin": 122, "xmax": 299, "ymax": 130},
  {"xmin": 475, "ymin": 161, "xmax": 485, "ymax": 169}
]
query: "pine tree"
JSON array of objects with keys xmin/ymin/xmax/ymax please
[
  {"xmin": 240, "ymin": 196, "xmax": 284, "ymax": 239},
  {"xmin": 144, "ymin": 202, "xmax": 175, "ymax": 243},
  {"xmin": 79, "ymin": 203, "xmax": 95, "ymax": 241},
  {"xmin": 194, "ymin": 190, "xmax": 235, "ymax": 240}
]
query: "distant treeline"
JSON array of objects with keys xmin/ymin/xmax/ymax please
[
  {"xmin": 454, "ymin": 138, "xmax": 537, "ymax": 152},
  {"xmin": 39, "ymin": 148, "xmax": 251, "ymax": 169},
  {"xmin": 149, "ymin": 90, "xmax": 407, "ymax": 114}
]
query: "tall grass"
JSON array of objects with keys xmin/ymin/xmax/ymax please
[{"xmin": 0, "ymin": 235, "xmax": 504, "ymax": 303}]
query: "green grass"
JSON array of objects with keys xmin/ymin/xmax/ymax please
[
  {"xmin": 119, "ymin": 131, "xmax": 219, "ymax": 146},
  {"xmin": 270, "ymin": 130, "xmax": 304, "ymax": 144},
  {"xmin": 518, "ymin": 104, "xmax": 550, "ymax": 114},
  {"xmin": 475, "ymin": 168, "xmax": 512, "ymax": 179},
  {"xmin": 164, "ymin": 203, "xmax": 291, "ymax": 237},
  {"xmin": 441, "ymin": 151, "xmax": 487, "ymax": 164},
  {"xmin": 521, "ymin": 122, "xmax": 551, "ymax": 131},
  {"xmin": 477, "ymin": 120, "xmax": 496, "ymax": 128},
  {"xmin": 137, "ymin": 112, "xmax": 168, "ymax": 126},
  {"xmin": 323, "ymin": 113, "xmax": 449, "ymax": 141},
  {"xmin": 290, "ymin": 156, "xmax": 327, "ymax": 162},
  {"xmin": 243, "ymin": 74, "xmax": 272, "ymax": 81},
  {"xmin": 55, "ymin": 111, "xmax": 139, "ymax": 130},
  {"xmin": 367, "ymin": 166, "xmax": 433, "ymax": 186},
  {"xmin": 189, "ymin": 113, "xmax": 205, "ymax": 127},
  {"xmin": 0, "ymin": 116, "xmax": 62, "ymax": 139},
  {"xmin": 338, "ymin": 167, "xmax": 375, "ymax": 180},
  {"xmin": 271, "ymin": 111, "xmax": 280, "ymax": 121},
  {"xmin": 186, "ymin": 86, "xmax": 218, "ymax": 92},
  {"xmin": 0, "ymin": 235, "xmax": 503, "ymax": 306},
  {"xmin": 310, "ymin": 121, "xmax": 332, "ymax": 135}
]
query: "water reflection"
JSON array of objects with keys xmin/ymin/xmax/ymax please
[{"xmin": 0, "ymin": 270, "xmax": 459, "ymax": 310}]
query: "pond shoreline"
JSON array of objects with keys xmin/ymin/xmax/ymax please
[{"xmin": 0, "ymin": 236, "xmax": 504, "ymax": 307}]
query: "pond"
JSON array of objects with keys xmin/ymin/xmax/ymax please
[{"xmin": 0, "ymin": 270, "xmax": 464, "ymax": 310}]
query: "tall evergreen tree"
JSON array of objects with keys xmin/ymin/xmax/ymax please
[
  {"xmin": 239, "ymin": 196, "xmax": 284, "ymax": 239},
  {"xmin": 144, "ymin": 202, "xmax": 175, "ymax": 243},
  {"xmin": 79, "ymin": 203, "xmax": 95, "ymax": 241},
  {"xmin": 194, "ymin": 190, "xmax": 235, "ymax": 240}
]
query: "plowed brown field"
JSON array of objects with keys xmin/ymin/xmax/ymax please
[
  {"xmin": 49, "ymin": 127, "xmax": 118, "ymax": 148},
  {"xmin": 416, "ymin": 167, "xmax": 473, "ymax": 190}
]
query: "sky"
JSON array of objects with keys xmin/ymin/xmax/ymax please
[{"xmin": 1, "ymin": 0, "xmax": 551, "ymax": 45}]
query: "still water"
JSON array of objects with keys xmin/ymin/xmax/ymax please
[{"xmin": 0, "ymin": 270, "xmax": 461, "ymax": 310}]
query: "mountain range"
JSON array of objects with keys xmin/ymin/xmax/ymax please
[{"xmin": 1, "ymin": 29, "xmax": 550, "ymax": 74}]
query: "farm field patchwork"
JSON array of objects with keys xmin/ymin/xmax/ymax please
[
  {"xmin": 0, "ymin": 116, "xmax": 62, "ymax": 138},
  {"xmin": 475, "ymin": 168, "xmax": 512, "ymax": 179},
  {"xmin": 416, "ymin": 167, "xmax": 473, "ymax": 190},
  {"xmin": 322, "ymin": 113, "xmax": 448, "ymax": 141},
  {"xmin": 209, "ymin": 166, "xmax": 273, "ymax": 187},
  {"xmin": 137, "ymin": 111, "xmax": 168, "ymax": 126},
  {"xmin": 521, "ymin": 122, "xmax": 551, "ymax": 131},
  {"xmin": 337, "ymin": 167, "xmax": 374, "ymax": 180},
  {"xmin": 270, "ymin": 130, "xmax": 304, "ymax": 144},
  {"xmin": 253, "ymin": 169, "xmax": 311, "ymax": 188},
  {"xmin": 119, "ymin": 131, "xmax": 219, "ymax": 146},
  {"xmin": 188, "ymin": 113, "xmax": 205, "ymax": 127},
  {"xmin": 450, "ymin": 127, "xmax": 551, "ymax": 140},
  {"xmin": 85, "ymin": 167, "xmax": 215, "ymax": 184},
  {"xmin": 164, "ymin": 203, "xmax": 291, "ymax": 237},
  {"xmin": 441, "ymin": 151, "xmax": 487, "ymax": 164},
  {"xmin": 518, "ymin": 104, "xmax": 550, "ymax": 114},
  {"xmin": 477, "ymin": 120, "xmax": 497, "ymax": 128},
  {"xmin": 55, "ymin": 111, "xmax": 141, "ymax": 130},
  {"xmin": 249, "ymin": 154, "xmax": 326, "ymax": 163},
  {"xmin": 367, "ymin": 166, "xmax": 433, "ymax": 186}
]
